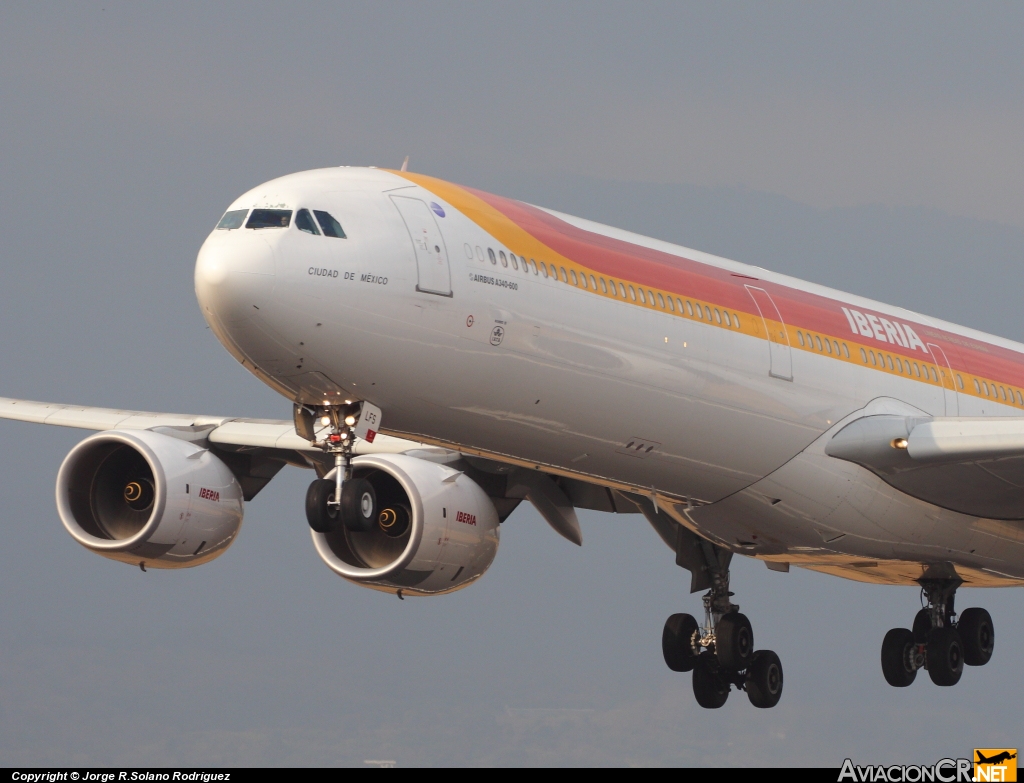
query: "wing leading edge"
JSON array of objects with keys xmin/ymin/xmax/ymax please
[{"xmin": 826, "ymin": 415, "xmax": 1024, "ymax": 520}]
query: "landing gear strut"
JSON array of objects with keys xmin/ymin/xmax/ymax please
[
  {"xmin": 880, "ymin": 576, "xmax": 994, "ymax": 688},
  {"xmin": 660, "ymin": 524, "xmax": 783, "ymax": 709},
  {"xmin": 299, "ymin": 402, "xmax": 377, "ymax": 533}
]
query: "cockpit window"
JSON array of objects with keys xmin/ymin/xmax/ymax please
[
  {"xmin": 246, "ymin": 209, "xmax": 292, "ymax": 229},
  {"xmin": 313, "ymin": 210, "xmax": 347, "ymax": 238},
  {"xmin": 295, "ymin": 209, "xmax": 320, "ymax": 235},
  {"xmin": 216, "ymin": 209, "xmax": 248, "ymax": 230}
]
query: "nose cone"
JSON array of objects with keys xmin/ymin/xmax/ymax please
[{"xmin": 195, "ymin": 231, "xmax": 275, "ymax": 325}]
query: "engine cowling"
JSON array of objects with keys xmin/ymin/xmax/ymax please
[
  {"xmin": 312, "ymin": 453, "xmax": 500, "ymax": 596},
  {"xmin": 56, "ymin": 429, "xmax": 244, "ymax": 568}
]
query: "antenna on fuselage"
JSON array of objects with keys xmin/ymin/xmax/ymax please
[{"xmin": 400, "ymin": 155, "xmax": 409, "ymax": 172}]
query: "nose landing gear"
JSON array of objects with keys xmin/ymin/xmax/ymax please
[
  {"xmin": 298, "ymin": 401, "xmax": 378, "ymax": 533},
  {"xmin": 660, "ymin": 526, "xmax": 783, "ymax": 709},
  {"xmin": 880, "ymin": 577, "xmax": 994, "ymax": 688}
]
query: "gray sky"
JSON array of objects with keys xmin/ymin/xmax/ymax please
[{"xmin": 1, "ymin": 1, "xmax": 1022, "ymax": 766}]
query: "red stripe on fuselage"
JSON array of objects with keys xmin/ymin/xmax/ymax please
[{"xmin": 465, "ymin": 185, "xmax": 1024, "ymax": 388}]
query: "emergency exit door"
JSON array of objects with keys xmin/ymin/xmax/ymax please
[
  {"xmin": 745, "ymin": 285, "xmax": 793, "ymax": 381},
  {"xmin": 390, "ymin": 196, "xmax": 452, "ymax": 296}
]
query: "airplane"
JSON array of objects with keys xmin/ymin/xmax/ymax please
[
  {"xmin": 2, "ymin": 164, "xmax": 1017, "ymax": 710},
  {"xmin": 976, "ymin": 752, "xmax": 1016, "ymax": 765}
]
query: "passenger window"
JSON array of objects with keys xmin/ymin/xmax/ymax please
[
  {"xmin": 295, "ymin": 209, "xmax": 321, "ymax": 235},
  {"xmin": 312, "ymin": 210, "xmax": 346, "ymax": 238},
  {"xmin": 704, "ymin": 306, "xmax": 712, "ymax": 320},
  {"xmin": 983, "ymin": 381, "xmax": 990, "ymax": 396},
  {"xmin": 870, "ymin": 351, "xmax": 877, "ymax": 366},
  {"xmin": 510, "ymin": 254, "xmax": 518, "ymax": 270},
  {"xmin": 842, "ymin": 343, "xmax": 849, "ymax": 358},
  {"xmin": 815, "ymin": 335, "xmax": 823, "ymax": 351},
  {"xmin": 833, "ymin": 340, "xmax": 841, "ymax": 355},
  {"xmin": 648, "ymin": 290, "xmax": 655, "ymax": 305},
  {"xmin": 895, "ymin": 357, "xmax": 903, "ymax": 373},
  {"xmin": 974, "ymin": 378, "xmax": 981, "ymax": 393},
  {"xmin": 463, "ymin": 243, "xmax": 473, "ymax": 258},
  {"xmin": 629, "ymin": 286, "xmax": 637, "ymax": 301},
  {"xmin": 520, "ymin": 255, "xmax": 527, "ymax": 271},
  {"xmin": 1001, "ymin": 386, "xmax": 1008, "ymax": 401},
  {"xmin": 590, "ymin": 275, "xmax": 597, "ymax": 290},
  {"xmin": 247, "ymin": 209, "xmax": 292, "ymax": 229},
  {"xmin": 618, "ymin": 283, "xmax": 626, "ymax": 298},
  {"xmin": 826, "ymin": 340, "xmax": 833, "ymax": 355},
  {"xmin": 657, "ymin": 293, "xmax": 666, "ymax": 309},
  {"xmin": 886, "ymin": 355, "xmax": 894, "ymax": 370},
  {"xmin": 638, "ymin": 288, "xmax": 646, "ymax": 304},
  {"xmin": 600, "ymin": 278, "xmax": 608, "ymax": 294},
  {"xmin": 530, "ymin": 259, "xmax": 538, "ymax": 275},
  {"xmin": 797, "ymin": 332, "xmax": 805, "ymax": 347},
  {"xmin": 540, "ymin": 262, "xmax": 548, "ymax": 278},
  {"xmin": 488, "ymin": 248, "xmax": 497, "ymax": 264},
  {"xmin": 860, "ymin": 347, "xmax": 868, "ymax": 363},
  {"xmin": 912, "ymin": 363, "xmax": 920, "ymax": 377},
  {"xmin": 216, "ymin": 209, "xmax": 248, "ymax": 230},
  {"xmin": 667, "ymin": 296, "xmax": 674, "ymax": 312},
  {"xmin": 500, "ymin": 251, "xmax": 508, "ymax": 267},
  {"xmin": 476, "ymin": 246, "xmax": 485, "ymax": 261},
  {"xmin": 957, "ymin": 374, "xmax": 964, "ymax": 389},
  {"xmin": 696, "ymin": 303, "xmax": 703, "ymax": 319},
  {"xmin": 931, "ymin": 367, "xmax": 939, "ymax": 382},
  {"xmin": 723, "ymin": 312, "xmax": 731, "ymax": 327},
  {"xmin": 714, "ymin": 309, "xmax": 722, "ymax": 324},
  {"xmin": 1017, "ymin": 390, "xmax": 1023, "ymax": 405},
  {"xmin": 560, "ymin": 267, "xmax": 568, "ymax": 283},
  {"xmin": 570, "ymin": 269, "xmax": 578, "ymax": 285},
  {"xmin": 686, "ymin": 301, "xmax": 694, "ymax": 316}
]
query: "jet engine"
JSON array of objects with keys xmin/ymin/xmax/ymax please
[
  {"xmin": 56, "ymin": 429, "xmax": 244, "ymax": 568},
  {"xmin": 311, "ymin": 453, "xmax": 500, "ymax": 596}
]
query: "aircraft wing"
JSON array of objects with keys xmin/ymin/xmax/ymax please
[
  {"xmin": 826, "ymin": 415, "xmax": 1024, "ymax": 520},
  {"xmin": 0, "ymin": 397, "xmax": 420, "ymax": 499}
]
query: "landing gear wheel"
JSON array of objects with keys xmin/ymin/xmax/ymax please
[
  {"xmin": 912, "ymin": 608, "xmax": 933, "ymax": 643},
  {"xmin": 692, "ymin": 652, "xmax": 729, "ymax": 709},
  {"xmin": 662, "ymin": 613, "xmax": 700, "ymax": 672},
  {"xmin": 340, "ymin": 477, "xmax": 377, "ymax": 532},
  {"xmin": 745, "ymin": 650, "xmax": 783, "ymax": 708},
  {"xmin": 305, "ymin": 479, "xmax": 339, "ymax": 533},
  {"xmin": 881, "ymin": 628, "xmax": 917, "ymax": 687},
  {"xmin": 716, "ymin": 612, "xmax": 754, "ymax": 671},
  {"xmin": 927, "ymin": 626, "xmax": 964, "ymax": 686},
  {"xmin": 957, "ymin": 608, "xmax": 994, "ymax": 667}
]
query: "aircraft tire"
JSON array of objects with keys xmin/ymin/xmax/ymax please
[
  {"xmin": 745, "ymin": 650, "xmax": 783, "ymax": 709},
  {"xmin": 958, "ymin": 608, "xmax": 994, "ymax": 667},
  {"xmin": 715, "ymin": 612, "xmax": 754, "ymax": 671},
  {"xmin": 305, "ymin": 479, "xmax": 339, "ymax": 533},
  {"xmin": 912, "ymin": 609, "xmax": 932, "ymax": 643},
  {"xmin": 692, "ymin": 652, "xmax": 729, "ymax": 709},
  {"xmin": 880, "ymin": 628, "xmax": 917, "ymax": 687},
  {"xmin": 340, "ymin": 477, "xmax": 377, "ymax": 532},
  {"xmin": 662, "ymin": 613, "xmax": 700, "ymax": 672},
  {"xmin": 927, "ymin": 626, "xmax": 964, "ymax": 686}
]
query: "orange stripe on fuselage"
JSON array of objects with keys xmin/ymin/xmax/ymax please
[{"xmin": 389, "ymin": 170, "xmax": 1024, "ymax": 407}]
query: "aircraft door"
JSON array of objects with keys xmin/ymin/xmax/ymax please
[
  {"xmin": 927, "ymin": 343, "xmax": 959, "ymax": 415},
  {"xmin": 745, "ymin": 286, "xmax": 793, "ymax": 381},
  {"xmin": 390, "ymin": 196, "xmax": 452, "ymax": 296}
]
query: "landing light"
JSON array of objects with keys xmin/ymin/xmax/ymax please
[
  {"xmin": 891, "ymin": 438, "xmax": 909, "ymax": 450},
  {"xmin": 344, "ymin": 415, "xmax": 356, "ymax": 426},
  {"xmin": 321, "ymin": 416, "xmax": 331, "ymax": 426}
]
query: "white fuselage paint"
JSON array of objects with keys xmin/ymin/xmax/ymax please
[{"xmin": 193, "ymin": 167, "xmax": 1024, "ymax": 587}]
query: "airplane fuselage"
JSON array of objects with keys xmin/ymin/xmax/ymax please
[{"xmin": 194, "ymin": 166, "xmax": 1024, "ymax": 588}]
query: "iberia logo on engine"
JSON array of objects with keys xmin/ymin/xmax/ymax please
[
  {"xmin": 198, "ymin": 487, "xmax": 220, "ymax": 502},
  {"xmin": 456, "ymin": 511, "xmax": 476, "ymax": 526},
  {"xmin": 975, "ymin": 750, "xmax": 1017, "ymax": 782}
]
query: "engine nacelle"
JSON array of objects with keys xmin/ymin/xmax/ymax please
[
  {"xmin": 56, "ymin": 429, "xmax": 244, "ymax": 568},
  {"xmin": 312, "ymin": 453, "xmax": 500, "ymax": 596}
]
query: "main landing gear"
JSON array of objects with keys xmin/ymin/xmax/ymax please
[
  {"xmin": 881, "ymin": 577, "xmax": 994, "ymax": 688},
  {"xmin": 662, "ymin": 541, "xmax": 783, "ymax": 709},
  {"xmin": 300, "ymin": 401, "xmax": 378, "ymax": 534}
]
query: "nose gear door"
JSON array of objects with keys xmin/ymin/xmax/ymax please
[{"xmin": 390, "ymin": 196, "xmax": 452, "ymax": 297}]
